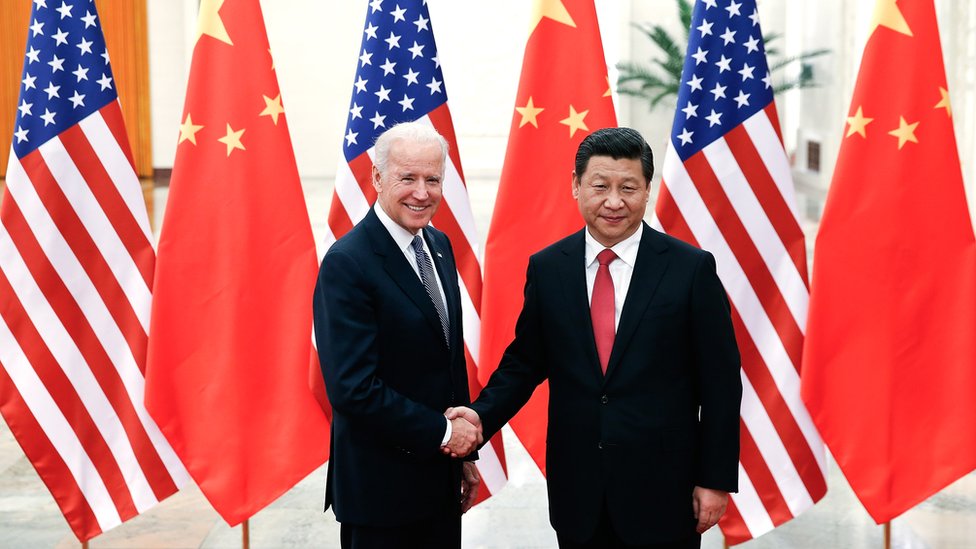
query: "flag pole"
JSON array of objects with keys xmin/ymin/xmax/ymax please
[
  {"xmin": 883, "ymin": 521, "xmax": 890, "ymax": 549},
  {"xmin": 82, "ymin": 542, "xmax": 88, "ymax": 549},
  {"xmin": 242, "ymin": 519, "xmax": 250, "ymax": 549}
]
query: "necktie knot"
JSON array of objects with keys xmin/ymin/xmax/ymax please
[{"xmin": 597, "ymin": 249, "xmax": 618, "ymax": 267}]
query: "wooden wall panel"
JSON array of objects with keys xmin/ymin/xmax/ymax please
[
  {"xmin": 0, "ymin": 2, "xmax": 31, "ymax": 179},
  {"xmin": 100, "ymin": 0, "xmax": 153, "ymax": 178},
  {"xmin": 0, "ymin": 0, "xmax": 152, "ymax": 179}
]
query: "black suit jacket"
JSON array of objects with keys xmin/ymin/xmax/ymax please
[
  {"xmin": 312, "ymin": 207, "xmax": 472, "ymax": 527},
  {"xmin": 472, "ymin": 223, "xmax": 742, "ymax": 544}
]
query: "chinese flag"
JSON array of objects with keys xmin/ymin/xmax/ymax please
[
  {"xmin": 801, "ymin": 0, "xmax": 976, "ymax": 523},
  {"xmin": 479, "ymin": 0, "xmax": 616, "ymax": 473},
  {"xmin": 145, "ymin": 0, "xmax": 329, "ymax": 524}
]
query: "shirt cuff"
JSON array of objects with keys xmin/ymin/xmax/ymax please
[{"xmin": 441, "ymin": 416, "xmax": 452, "ymax": 446}]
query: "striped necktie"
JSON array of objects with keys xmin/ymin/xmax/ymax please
[{"xmin": 411, "ymin": 235, "xmax": 450, "ymax": 346}]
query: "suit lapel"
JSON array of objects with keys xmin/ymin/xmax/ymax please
[
  {"xmin": 364, "ymin": 210, "xmax": 447, "ymax": 345},
  {"xmin": 604, "ymin": 224, "xmax": 671, "ymax": 382},
  {"xmin": 557, "ymin": 230, "xmax": 604, "ymax": 379}
]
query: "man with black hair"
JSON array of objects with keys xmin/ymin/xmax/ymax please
[{"xmin": 450, "ymin": 127, "xmax": 742, "ymax": 548}]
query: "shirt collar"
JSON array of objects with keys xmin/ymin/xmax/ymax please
[
  {"xmin": 584, "ymin": 223, "xmax": 643, "ymax": 268},
  {"xmin": 374, "ymin": 203, "xmax": 423, "ymax": 254}
]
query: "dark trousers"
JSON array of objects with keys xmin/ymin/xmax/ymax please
[
  {"xmin": 339, "ymin": 513, "xmax": 461, "ymax": 549},
  {"xmin": 557, "ymin": 502, "xmax": 701, "ymax": 549}
]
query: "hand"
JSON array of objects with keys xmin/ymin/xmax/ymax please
[
  {"xmin": 692, "ymin": 486, "xmax": 729, "ymax": 534},
  {"xmin": 460, "ymin": 462, "xmax": 481, "ymax": 513},
  {"xmin": 445, "ymin": 405, "xmax": 482, "ymax": 427},
  {"xmin": 441, "ymin": 406, "xmax": 483, "ymax": 458},
  {"xmin": 443, "ymin": 416, "xmax": 480, "ymax": 458}
]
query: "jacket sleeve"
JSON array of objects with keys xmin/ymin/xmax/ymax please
[
  {"xmin": 313, "ymin": 248, "xmax": 446, "ymax": 455},
  {"xmin": 471, "ymin": 258, "xmax": 549, "ymax": 440},
  {"xmin": 690, "ymin": 251, "xmax": 743, "ymax": 492}
]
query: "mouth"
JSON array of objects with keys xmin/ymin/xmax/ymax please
[
  {"xmin": 404, "ymin": 204, "xmax": 429, "ymax": 212},
  {"xmin": 601, "ymin": 215, "xmax": 626, "ymax": 224}
]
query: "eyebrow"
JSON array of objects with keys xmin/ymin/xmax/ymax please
[{"xmin": 587, "ymin": 172, "xmax": 641, "ymax": 182}]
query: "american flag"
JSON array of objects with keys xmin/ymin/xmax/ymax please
[
  {"xmin": 0, "ymin": 0, "xmax": 187, "ymax": 541},
  {"xmin": 654, "ymin": 0, "xmax": 827, "ymax": 543},
  {"xmin": 324, "ymin": 0, "xmax": 507, "ymax": 500}
]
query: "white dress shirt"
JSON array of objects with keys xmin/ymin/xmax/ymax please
[
  {"xmin": 374, "ymin": 204, "xmax": 449, "ymax": 309},
  {"xmin": 373, "ymin": 205, "xmax": 453, "ymax": 445},
  {"xmin": 584, "ymin": 224, "xmax": 643, "ymax": 330}
]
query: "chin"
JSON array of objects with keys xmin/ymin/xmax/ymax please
[{"xmin": 409, "ymin": 218, "xmax": 433, "ymax": 232}]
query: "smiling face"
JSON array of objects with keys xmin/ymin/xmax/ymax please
[
  {"xmin": 372, "ymin": 138, "xmax": 446, "ymax": 234},
  {"xmin": 572, "ymin": 155, "xmax": 651, "ymax": 247}
]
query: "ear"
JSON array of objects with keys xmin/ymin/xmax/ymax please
[
  {"xmin": 372, "ymin": 165, "xmax": 382, "ymax": 193},
  {"xmin": 571, "ymin": 171, "xmax": 580, "ymax": 199}
]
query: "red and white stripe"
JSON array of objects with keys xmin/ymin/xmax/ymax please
[
  {"xmin": 655, "ymin": 104, "xmax": 827, "ymax": 543},
  {"xmin": 324, "ymin": 105, "xmax": 508, "ymax": 499},
  {"xmin": 0, "ymin": 101, "xmax": 189, "ymax": 541}
]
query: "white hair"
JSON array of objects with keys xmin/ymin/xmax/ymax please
[{"xmin": 373, "ymin": 122, "xmax": 449, "ymax": 174}]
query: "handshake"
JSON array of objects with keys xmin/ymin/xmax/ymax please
[{"xmin": 441, "ymin": 406, "xmax": 482, "ymax": 458}]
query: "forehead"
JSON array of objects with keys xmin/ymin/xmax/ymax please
[
  {"xmin": 387, "ymin": 139, "xmax": 444, "ymax": 168},
  {"xmin": 580, "ymin": 155, "xmax": 644, "ymax": 179}
]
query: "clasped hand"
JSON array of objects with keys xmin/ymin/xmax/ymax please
[{"xmin": 441, "ymin": 406, "xmax": 482, "ymax": 458}]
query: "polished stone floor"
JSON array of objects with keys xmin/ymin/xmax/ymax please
[
  {"xmin": 4, "ymin": 416, "xmax": 976, "ymax": 548},
  {"xmin": 2, "ymin": 178, "xmax": 976, "ymax": 547}
]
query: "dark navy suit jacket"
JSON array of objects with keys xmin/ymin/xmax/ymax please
[{"xmin": 312, "ymin": 207, "xmax": 471, "ymax": 526}]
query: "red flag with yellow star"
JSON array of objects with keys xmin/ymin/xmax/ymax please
[
  {"xmin": 479, "ymin": 0, "xmax": 616, "ymax": 473},
  {"xmin": 144, "ymin": 0, "xmax": 329, "ymax": 524},
  {"xmin": 801, "ymin": 0, "xmax": 976, "ymax": 523}
]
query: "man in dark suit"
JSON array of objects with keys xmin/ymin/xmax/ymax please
[
  {"xmin": 449, "ymin": 127, "xmax": 742, "ymax": 548},
  {"xmin": 313, "ymin": 122, "xmax": 482, "ymax": 549}
]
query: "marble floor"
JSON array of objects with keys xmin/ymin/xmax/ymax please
[
  {"xmin": 2, "ymin": 178, "xmax": 976, "ymax": 548},
  {"xmin": 4, "ymin": 415, "xmax": 976, "ymax": 548}
]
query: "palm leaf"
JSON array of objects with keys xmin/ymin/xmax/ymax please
[
  {"xmin": 678, "ymin": 0, "xmax": 694, "ymax": 36},
  {"xmin": 633, "ymin": 23, "xmax": 684, "ymax": 63},
  {"xmin": 652, "ymin": 56, "xmax": 685, "ymax": 81},
  {"xmin": 616, "ymin": 61, "xmax": 667, "ymax": 86},
  {"xmin": 650, "ymin": 87, "xmax": 679, "ymax": 107}
]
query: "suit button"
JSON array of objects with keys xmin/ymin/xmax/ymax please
[
  {"xmin": 601, "ymin": 395, "xmax": 608, "ymax": 404},
  {"xmin": 598, "ymin": 442, "xmax": 604, "ymax": 450}
]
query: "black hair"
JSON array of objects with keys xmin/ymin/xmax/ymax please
[{"xmin": 574, "ymin": 127, "xmax": 654, "ymax": 184}]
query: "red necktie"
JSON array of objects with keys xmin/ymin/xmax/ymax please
[{"xmin": 591, "ymin": 249, "xmax": 617, "ymax": 374}]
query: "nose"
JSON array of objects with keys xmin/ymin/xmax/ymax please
[
  {"xmin": 604, "ymin": 190, "xmax": 624, "ymax": 209},
  {"xmin": 413, "ymin": 181, "xmax": 430, "ymax": 200}
]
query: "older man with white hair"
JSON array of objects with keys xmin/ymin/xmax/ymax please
[{"xmin": 313, "ymin": 122, "xmax": 481, "ymax": 549}]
